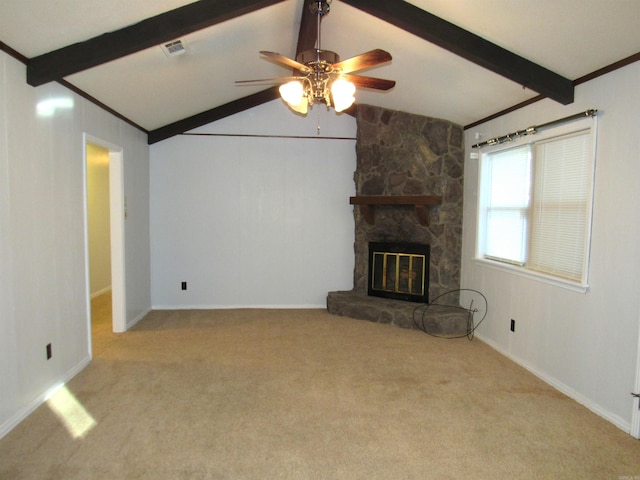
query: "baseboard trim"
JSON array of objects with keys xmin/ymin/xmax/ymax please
[
  {"xmin": 126, "ymin": 308, "xmax": 150, "ymax": 330},
  {"xmin": 0, "ymin": 355, "xmax": 92, "ymax": 440},
  {"xmin": 475, "ymin": 333, "xmax": 631, "ymax": 434}
]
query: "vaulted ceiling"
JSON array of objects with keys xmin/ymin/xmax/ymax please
[{"xmin": 2, "ymin": 0, "xmax": 639, "ymax": 144}]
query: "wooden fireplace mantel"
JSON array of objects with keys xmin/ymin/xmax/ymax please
[{"xmin": 349, "ymin": 195, "xmax": 442, "ymax": 226}]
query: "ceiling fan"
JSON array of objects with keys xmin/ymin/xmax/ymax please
[{"xmin": 236, "ymin": 0, "xmax": 395, "ymax": 114}]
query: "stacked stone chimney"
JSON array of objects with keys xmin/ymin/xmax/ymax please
[{"xmin": 352, "ymin": 105, "xmax": 464, "ymax": 301}]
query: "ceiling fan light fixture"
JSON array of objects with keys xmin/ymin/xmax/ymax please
[
  {"xmin": 279, "ymin": 80, "xmax": 308, "ymax": 114},
  {"xmin": 331, "ymin": 78, "xmax": 356, "ymax": 112},
  {"xmin": 279, "ymin": 80, "xmax": 304, "ymax": 104},
  {"xmin": 289, "ymin": 98, "xmax": 309, "ymax": 115}
]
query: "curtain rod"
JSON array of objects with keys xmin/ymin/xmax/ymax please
[
  {"xmin": 181, "ymin": 133, "xmax": 356, "ymax": 141},
  {"xmin": 471, "ymin": 109, "xmax": 597, "ymax": 149}
]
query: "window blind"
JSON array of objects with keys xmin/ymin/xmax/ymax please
[{"xmin": 529, "ymin": 130, "xmax": 592, "ymax": 281}]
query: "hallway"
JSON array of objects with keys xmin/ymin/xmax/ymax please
[{"xmin": 90, "ymin": 292, "xmax": 117, "ymax": 357}]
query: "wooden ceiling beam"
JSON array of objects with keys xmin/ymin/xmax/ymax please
[
  {"xmin": 27, "ymin": 0, "xmax": 286, "ymax": 86},
  {"xmin": 148, "ymin": 0, "xmax": 318, "ymax": 143},
  {"xmin": 147, "ymin": 86, "xmax": 280, "ymax": 144},
  {"xmin": 341, "ymin": 0, "xmax": 574, "ymax": 105}
]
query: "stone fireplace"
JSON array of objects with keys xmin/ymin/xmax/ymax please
[{"xmin": 327, "ymin": 105, "xmax": 466, "ymax": 333}]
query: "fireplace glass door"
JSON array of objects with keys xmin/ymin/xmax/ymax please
[{"xmin": 368, "ymin": 242, "xmax": 430, "ymax": 303}]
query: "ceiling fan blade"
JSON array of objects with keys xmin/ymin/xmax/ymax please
[
  {"xmin": 332, "ymin": 49, "xmax": 392, "ymax": 74},
  {"xmin": 259, "ymin": 51, "xmax": 312, "ymax": 73},
  {"xmin": 236, "ymin": 76, "xmax": 300, "ymax": 85},
  {"xmin": 343, "ymin": 74, "xmax": 396, "ymax": 91}
]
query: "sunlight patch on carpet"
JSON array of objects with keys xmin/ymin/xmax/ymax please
[{"xmin": 46, "ymin": 385, "xmax": 97, "ymax": 439}]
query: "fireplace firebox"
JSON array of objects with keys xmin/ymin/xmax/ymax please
[{"xmin": 368, "ymin": 242, "xmax": 430, "ymax": 303}]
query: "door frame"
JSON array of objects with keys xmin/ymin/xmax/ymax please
[{"xmin": 83, "ymin": 134, "xmax": 127, "ymax": 350}]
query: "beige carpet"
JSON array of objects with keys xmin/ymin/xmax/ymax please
[{"xmin": 1, "ymin": 306, "xmax": 639, "ymax": 479}]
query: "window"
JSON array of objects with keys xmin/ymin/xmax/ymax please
[{"xmin": 477, "ymin": 117, "xmax": 596, "ymax": 287}]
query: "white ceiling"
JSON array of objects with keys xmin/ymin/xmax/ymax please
[{"xmin": 1, "ymin": 0, "xmax": 639, "ymax": 134}]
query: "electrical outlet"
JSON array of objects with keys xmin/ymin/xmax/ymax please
[
  {"xmin": 510, "ymin": 319, "xmax": 516, "ymax": 332},
  {"xmin": 181, "ymin": 281, "xmax": 187, "ymax": 291},
  {"xmin": 46, "ymin": 343, "xmax": 52, "ymax": 360}
]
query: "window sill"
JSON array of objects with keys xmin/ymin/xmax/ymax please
[{"xmin": 473, "ymin": 257, "xmax": 589, "ymax": 294}]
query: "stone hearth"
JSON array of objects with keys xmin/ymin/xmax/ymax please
[
  {"xmin": 327, "ymin": 105, "xmax": 465, "ymax": 334},
  {"xmin": 327, "ymin": 291, "xmax": 469, "ymax": 336}
]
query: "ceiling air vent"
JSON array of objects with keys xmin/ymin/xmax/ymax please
[{"xmin": 161, "ymin": 39, "xmax": 188, "ymax": 57}]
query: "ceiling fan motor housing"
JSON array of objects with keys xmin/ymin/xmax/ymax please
[
  {"xmin": 296, "ymin": 50, "xmax": 339, "ymax": 69},
  {"xmin": 296, "ymin": 50, "xmax": 340, "ymax": 105}
]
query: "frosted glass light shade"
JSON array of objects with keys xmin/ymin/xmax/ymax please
[
  {"xmin": 279, "ymin": 81, "xmax": 307, "ymax": 113},
  {"xmin": 290, "ymin": 100, "xmax": 308, "ymax": 114},
  {"xmin": 331, "ymin": 79, "xmax": 355, "ymax": 112}
]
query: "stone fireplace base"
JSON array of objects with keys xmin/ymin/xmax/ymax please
[{"xmin": 327, "ymin": 290, "xmax": 469, "ymax": 337}]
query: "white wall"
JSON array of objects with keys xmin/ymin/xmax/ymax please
[
  {"xmin": 461, "ymin": 62, "xmax": 640, "ymax": 432},
  {"xmin": 86, "ymin": 143, "xmax": 111, "ymax": 296},
  {"xmin": 150, "ymin": 101, "xmax": 356, "ymax": 308},
  {"xmin": 0, "ymin": 50, "xmax": 151, "ymax": 438}
]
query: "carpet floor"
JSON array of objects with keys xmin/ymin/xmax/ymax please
[{"xmin": 1, "ymin": 302, "xmax": 639, "ymax": 479}]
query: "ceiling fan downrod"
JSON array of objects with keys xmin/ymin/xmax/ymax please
[{"xmin": 311, "ymin": 0, "xmax": 330, "ymax": 58}]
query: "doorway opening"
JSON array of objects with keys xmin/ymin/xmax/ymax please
[{"xmin": 83, "ymin": 134, "xmax": 126, "ymax": 357}]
